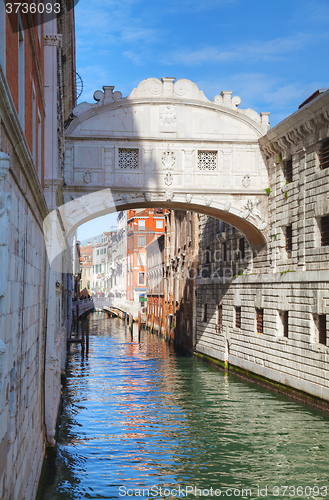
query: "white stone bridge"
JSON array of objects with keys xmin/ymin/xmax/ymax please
[{"xmin": 48, "ymin": 77, "xmax": 271, "ymax": 254}]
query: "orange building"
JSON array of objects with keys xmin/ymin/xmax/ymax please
[
  {"xmin": 80, "ymin": 241, "xmax": 93, "ymax": 293},
  {"xmin": 127, "ymin": 208, "xmax": 167, "ymax": 303}
]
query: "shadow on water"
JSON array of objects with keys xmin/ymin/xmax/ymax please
[{"xmin": 41, "ymin": 313, "xmax": 329, "ymax": 500}]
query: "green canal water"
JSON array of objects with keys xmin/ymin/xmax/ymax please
[{"xmin": 41, "ymin": 312, "xmax": 329, "ymax": 499}]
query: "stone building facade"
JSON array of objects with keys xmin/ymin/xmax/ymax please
[
  {"xmin": 195, "ymin": 90, "xmax": 329, "ymax": 404},
  {"xmin": 146, "ymin": 234, "xmax": 165, "ymax": 333},
  {"xmin": 0, "ymin": 3, "xmax": 76, "ymax": 499},
  {"xmin": 163, "ymin": 210, "xmax": 199, "ymax": 347}
]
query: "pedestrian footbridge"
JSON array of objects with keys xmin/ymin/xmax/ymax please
[{"xmin": 49, "ymin": 77, "xmax": 271, "ymax": 253}]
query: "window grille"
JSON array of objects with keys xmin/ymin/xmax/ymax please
[
  {"xmin": 283, "ymin": 159, "xmax": 293, "ymax": 183},
  {"xmin": 198, "ymin": 151, "xmax": 217, "ymax": 170},
  {"xmin": 118, "ymin": 148, "xmax": 139, "ymax": 169},
  {"xmin": 256, "ymin": 308, "xmax": 263, "ymax": 334},
  {"xmin": 318, "ymin": 314, "xmax": 327, "ymax": 345},
  {"xmin": 283, "ymin": 311, "xmax": 288, "ymax": 338},
  {"xmin": 320, "ymin": 216, "xmax": 329, "ymax": 246},
  {"xmin": 286, "ymin": 225, "xmax": 292, "ymax": 256},
  {"xmin": 319, "ymin": 139, "xmax": 329, "ymax": 170},
  {"xmin": 235, "ymin": 306, "xmax": 241, "ymax": 329}
]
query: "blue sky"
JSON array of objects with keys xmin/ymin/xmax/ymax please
[{"xmin": 75, "ymin": 0, "xmax": 329, "ymax": 240}]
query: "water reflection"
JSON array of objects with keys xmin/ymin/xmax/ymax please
[{"xmin": 42, "ymin": 312, "xmax": 329, "ymax": 499}]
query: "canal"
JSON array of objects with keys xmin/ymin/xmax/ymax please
[{"xmin": 42, "ymin": 312, "xmax": 329, "ymax": 499}]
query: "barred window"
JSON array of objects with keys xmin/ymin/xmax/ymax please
[
  {"xmin": 235, "ymin": 306, "xmax": 241, "ymax": 329},
  {"xmin": 320, "ymin": 216, "xmax": 329, "ymax": 246},
  {"xmin": 198, "ymin": 151, "xmax": 217, "ymax": 170},
  {"xmin": 319, "ymin": 139, "xmax": 329, "ymax": 170},
  {"xmin": 286, "ymin": 225, "xmax": 292, "ymax": 257},
  {"xmin": 118, "ymin": 148, "xmax": 139, "ymax": 169},
  {"xmin": 256, "ymin": 308, "xmax": 263, "ymax": 334},
  {"xmin": 283, "ymin": 159, "xmax": 293, "ymax": 183}
]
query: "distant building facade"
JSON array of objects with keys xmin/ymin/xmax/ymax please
[{"xmin": 127, "ymin": 208, "xmax": 167, "ymax": 304}]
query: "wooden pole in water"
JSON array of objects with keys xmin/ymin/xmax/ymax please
[
  {"xmin": 76, "ymin": 303, "xmax": 79, "ymax": 334},
  {"xmin": 138, "ymin": 311, "xmax": 141, "ymax": 341},
  {"xmin": 86, "ymin": 315, "xmax": 89, "ymax": 353},
  {"xmin": 125, "ymin": 312, "xmax": 128, "ymax": 333},
  {"xmin": 130, "ymin": 314, "xmax": 133, "ymax": 339},
  {"xmin": 151, "ymin": 312, "xmax": 154, "ymax": 334},
  {"xmin": 81, "ymin": 316, "xmax": 85, "ymax": 357}
]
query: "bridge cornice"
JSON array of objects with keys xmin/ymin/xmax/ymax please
[
  {"xmin": 66, "ymin": 78, "xmax": 270, "ymax": 138},
  {"xmin": 66, "ymin": 98, "xmax": 267, "ymax": 138}
]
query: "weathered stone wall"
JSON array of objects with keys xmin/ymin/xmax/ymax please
[
  {"xmin": 0, "ymin": 128, "xmax": 47, "ymax": 500},
  {"xmin": 196, "ymin": 91, "xmax": 329, "ymax": 403}
]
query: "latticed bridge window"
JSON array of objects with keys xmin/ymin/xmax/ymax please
[
  {"xmin": 118, "ymin": 148, "xmax": 139, "ymax": 169},
  {"xmin": 319, "ymin": 139, "xmax": 329, "ymax": 170},
  {"xmin": 198, "ymin": 151, "xmax": 217, "ymax": 170}
]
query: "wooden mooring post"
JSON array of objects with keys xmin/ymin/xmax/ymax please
[
  {"xmin": 129, "ymin": 314, "xmax": 133, "ymax": 339},
  {"xmin": 138, "ymin": 311, "xmax": 141, "ymax": 341},
  {"xmin": 86, "ymin": 316, "xmax": 90, "ymax": 354},
  {"xmin": 81, "ymin": 316, "xmax": 85, "ymax": 357}
]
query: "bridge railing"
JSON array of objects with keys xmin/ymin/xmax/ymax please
[
  {"xmin": 72, "ymin": 298, "xmax": 95, "ymax": 318},
  {"xmin": 93, "ymin": 296, "xmax": 140, "ymax": 320}
]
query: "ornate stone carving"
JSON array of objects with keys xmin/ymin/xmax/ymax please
[
  {"xmin": 93, "ymin": 86, "xmax": 122, "ymax": 104},
  {"xmin": 0, "ymin": 152, "xmax": 11, "ymax": 298},
  {"xmin": 224, "ymin": 202, "xmax": 231, "ymax": 212},
  {"xmin": 186, "ymin": 194, "xmax": 193, "ymax": 203},
  {"xmin": 83, "ymin": 171, "xmax": 92, "ymax": 184},
  {"xmin": 144, "ymin": 192, "xmax": 152, "ymax": 202},
  {"xmin": 162, "ymin": 150, "xmax": 175, "ymax": 170},
  {"xmin": 259, "ymin": 222, "xmax": 267, "ymax": 231},
  {"xmin": 44, "ymin": 34, "xmax": 62, "ymax": 46},
  {"xmin": 78, "ymin": 198, "xmax": 93, "ymax": 215},
  {"xmin": 102, "ymin": 198, "xmax": 113, "ymax": 209},
  {"xmin": 240, "ymin": 199, "xmax": 262, "ymax": 220},
  {"xmin": 242, "ymin": 174, "xmax": 251, "ymax": 188},
  {"xmin": 164, "ymin": 172, "xmax": 173, "ymax": 186},
  {"xmin": 165, "ymin": 190, "xmax": 174, "ymax": 201},
  {"xmin": 204, "ymin": 196, "xmax": 212, "ymax": 207},
  {"xmin": 122, "ymin": 194, "xmax": 131, "ymax": 204},
  {"xmin": 160, "ymin": 105, "xmax": 176, "ymax": 126}
]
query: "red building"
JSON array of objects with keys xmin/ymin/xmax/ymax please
[
  {"xmin": 3, "ymin": 3, "xmax": 46, "ymax": 184},
  {"xmin": 127, "ymin": 208, "xmax": 167, "ymax": 303}
]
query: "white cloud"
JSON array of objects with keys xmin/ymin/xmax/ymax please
[
  {"xmin": 163, "ymin": 33, "xmax": 312, "ymax": 66},
  {"xmin": 196, "ymin": 73, "xmax": 324, "ymax": 125}
]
